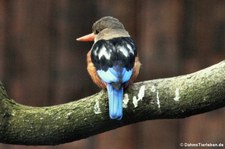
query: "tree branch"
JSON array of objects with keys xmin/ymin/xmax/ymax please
[{"xmin": 0, "ymin": 60, "xmax": 225, "ymax": 145}]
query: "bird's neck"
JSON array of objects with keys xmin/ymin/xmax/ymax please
[{"xmin": 95, "ymin": 28, "xmax": 130, "ymax": 42}]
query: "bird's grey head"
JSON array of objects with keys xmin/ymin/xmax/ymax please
[
  {"xmin": 91, "ymin": 16, "xmax": 129, "ymax": 41},
  {"xmin": 92, "ymin": 16, "xmax": 125, "ymax": 34}
]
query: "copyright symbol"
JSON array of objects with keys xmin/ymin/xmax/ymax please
[{"xmin": 180, "ymin": 143, "xmax": 183, "ymax": 147}]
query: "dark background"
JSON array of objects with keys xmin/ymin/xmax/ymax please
[{"xmin": 0, "ymin": 0, "xmax": 224, "ymax": 149}]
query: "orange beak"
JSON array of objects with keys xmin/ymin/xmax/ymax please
[{"xmin": 76, "ymin": 33, "xmax": 95, "ymax": 42}]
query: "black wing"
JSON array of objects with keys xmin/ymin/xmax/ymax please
[{"xmin": 91, "ymin": 37, "xmax": 137, "ymax": 71}]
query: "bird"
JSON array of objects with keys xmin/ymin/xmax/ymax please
[{"xmin": 77, "ymin": 16, "xmax": 141, "ymax": 120}]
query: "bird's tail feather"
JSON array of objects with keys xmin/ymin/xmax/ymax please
[{"xmin": 107, "ymin": 84, "xmax": 123, "ymax": 120}]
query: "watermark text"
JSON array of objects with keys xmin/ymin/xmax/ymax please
[{"xmin": 180, "ymin": 142, "xmax": 224, "ymax": 148}]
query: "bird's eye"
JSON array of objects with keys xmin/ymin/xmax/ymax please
[{"xmin": 95, "ymin": 30, "xmax": 99, "ymax": 34}]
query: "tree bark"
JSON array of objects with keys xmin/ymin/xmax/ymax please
[{"xmin": 0, "ymin": 60, "xmax": 225, "ymax": 145}]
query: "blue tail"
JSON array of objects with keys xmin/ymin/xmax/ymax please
[{"xmin": 107, "ymin": 84, "xmax": 123, "ymax": 120}]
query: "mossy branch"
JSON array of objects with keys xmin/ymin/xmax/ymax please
[{"xmin": 0, "ymin": 60, "xmax": 225, "ymax": 145}]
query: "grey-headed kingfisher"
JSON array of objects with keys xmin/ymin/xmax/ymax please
[{"xmin": 77, "ymin": 16, "xmax": 141, "ymax": 120}]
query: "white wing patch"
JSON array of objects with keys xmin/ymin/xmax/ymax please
[
  {"xmin": 93, "ymin": 46, "xmax": 98, "ymax": 56},
  {"xmin": 126, "ymin": 44, "xmax": 134, "ymax": 55},
  {"xmin": 98, "ymin": 46, "xmax": 111, "ymax": 60},
  {"xmin": 118, "ymin": 46, "xmax": 129, "ymax": 57}
]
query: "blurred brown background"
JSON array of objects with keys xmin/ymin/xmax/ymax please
[{"xmin": 0, "ymin": 0, "xmax": 225, "ymax": 149}]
